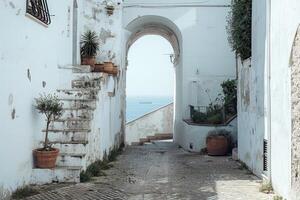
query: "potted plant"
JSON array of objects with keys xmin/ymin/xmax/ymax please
[
  {"xmin": 80, "ymin": 30, "xmax": 100, "ymax": 69},
  {"xmin": 206, "ymin": 129, "xmax": 231, "ymax": 156},
  {"xmin": 33, "ymin": 94, "xmax": 64, "ymax": 168}
]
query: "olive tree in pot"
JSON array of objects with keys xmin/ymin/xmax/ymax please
[
  {"xmin": 33, "ymin": 94, "xmax": 64, "ymax": 168},
  {"xmin": 206, "ymin": 129, "xmax": 231, "ymax": 156},
  {"xmin": 80, "ymin": 30, "xmax": 100, "ymax": 69}
]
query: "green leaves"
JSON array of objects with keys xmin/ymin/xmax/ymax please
[
  {"xmin": 227, "ymin": 0, "xmax": 252, "ymax": 60},
  {"xmin": 80, "ymin": 30, "xmax": 100, "ymax": 58},
  {"xmin": 35, "ymin": 93, "xmax": 63, "ymax": 120}
]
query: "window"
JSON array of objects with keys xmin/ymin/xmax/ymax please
[{"xmin": 26, "ymin": 0, "xmax": 51, "ymax": 25}]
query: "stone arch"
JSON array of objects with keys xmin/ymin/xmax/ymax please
[
  {"xmin": 125, "ymin": 15, "xmax": 182, "ymax": 65},
  {"xmin": 123, "ymin": 15, "xmax": 183, "ymax": 143},
  {"xmin": 291, "ymin": 25, "xmax": 300, "ymax": 196}
]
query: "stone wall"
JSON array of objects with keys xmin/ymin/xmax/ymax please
[{"xmin": 126, "ymin": 103, "xmax": 174, "ymax": 145}]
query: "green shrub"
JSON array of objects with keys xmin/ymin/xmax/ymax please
[
  {"xmin": 35, "ymin": 94, "xmax": 63, "ymax": 150},
  {"xmin": 227, "ymin": 0, "xmax": 252, "ymax": 60},
  {"xmin": 221, "ymin": 79, "xmax": 237, "ymax": 115},
  {"xmin": 11, "ymin": 186, "xmax": 39, "ymax": 199},
  {"xmin": 80, "ymin": 171, "xmax": 92, "ymax": 182}
]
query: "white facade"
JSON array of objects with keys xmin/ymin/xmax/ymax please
[
  {"xmin": 0, "ymin": 0, "xmax": 125, "ymax": 198},
  {"xmin": 237, "ymin": 0, "xmax": 300, "ymax": 199}
]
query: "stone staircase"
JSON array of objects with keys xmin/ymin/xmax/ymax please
[
  {"xmin": 132, "ymin": 133, "xmax": 173, "ymax": 146},
  {"xmin": 31, "ymin": 66, "xmax": 103, "ymax": 184}
]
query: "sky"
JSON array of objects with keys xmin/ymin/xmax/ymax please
[{"xmin": 126, "ymin": 35, "xmax": 175, "ymax": 97}]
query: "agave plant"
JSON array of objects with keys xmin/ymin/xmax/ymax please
[
  {"xmin": 35, "ymin": 94, "xmax": 63, "ymax": 150},
  {"xmin": 80, "ymin": 30, "xmax": 100, "ymax": 58}
]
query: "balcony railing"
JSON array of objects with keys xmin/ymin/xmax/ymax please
[{"xmin": 26, "ymin": 0, "xmax": 51, "ymax": 25}]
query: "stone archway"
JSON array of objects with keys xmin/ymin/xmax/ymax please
[
  {"xmin": 123, "ymin": 15, "xmax": 183, "ymax": 143},
  {"xmin": 291, "ymin": 25, "xmax": 300, "ymax": 197}
]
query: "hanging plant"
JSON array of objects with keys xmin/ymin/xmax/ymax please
[{"xmin": 227, "ymin": 0, "xmax": 252, "ymax": 60}]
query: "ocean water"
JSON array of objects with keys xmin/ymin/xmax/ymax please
[{"xmin": 126, "ymin": 96, "xmax": 173, "ymax": 122}]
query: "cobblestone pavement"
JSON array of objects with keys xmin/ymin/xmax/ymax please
[{"xmin": 24, "ymin": 141, "xmax": 273, "ymax": 200}]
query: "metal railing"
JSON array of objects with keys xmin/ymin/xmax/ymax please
[
  {"xmin": 189, "ymin": 98, "xmax": 237, "ymax": 125},
  {"xmin": 26, "ymin": 0, "xmax": 51, "ymax": 25}
]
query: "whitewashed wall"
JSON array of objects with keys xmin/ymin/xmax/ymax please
[
  {"xmin": 269, "ymin": 1, "xmax": 300, "ymax": 199},
  {"xmin": 123, "ymin": 0, "xmax": 236, "ymax": 152},
  {"xmin": 237, "ymin": 0, "xmax": 268, "ymax": 177},
  {"xmin": 179, "ymin": 118, "xmax": 237, "ymax": 152},
  {"xmin": 78, "ymin": 0, "xmax": 125, "ymax": 162},
  {"xmin": 0, "ymin": 0, "xmax": 124, "ymax": 198},
  {"xmin": 239, "ymin": 0, "xmax": 300, "ymax": 199},
  {"xmin": 126, "ymin": 103, "xmax": 173, "ymax": 145}
]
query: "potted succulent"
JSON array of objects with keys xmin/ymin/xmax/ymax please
[
  {"xmin": 206, "ymin": 129, "xmax": 231, "ymax": 156},
  {"xmin": 80, "ymin": 30, "xmax": 100, "ymax": 69},
  {"xmin": 33, "ymin": 94, "xmax": 64, "ymax": 168}
]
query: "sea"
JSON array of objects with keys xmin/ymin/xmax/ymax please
[{"xmin": 126, "ymin": 96, "xmax": 173, "ymax": 122}]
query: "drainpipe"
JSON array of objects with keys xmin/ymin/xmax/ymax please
[{"xmin": 72, "ymin": 0, "xmax": 78, "ymax": 65}]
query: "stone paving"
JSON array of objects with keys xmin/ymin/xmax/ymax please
[{"xmin": 23, "ymin": 141, "xmax": 273, "ymax": 200}]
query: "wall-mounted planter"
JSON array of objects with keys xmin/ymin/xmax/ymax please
[{"xmin": 106, "ymin": 5, "xmax": 115, "ymax": 16}]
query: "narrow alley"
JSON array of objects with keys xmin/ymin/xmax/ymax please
[{"xmin": 23, "ymin": 141, "xmax": 272, "ymax": 200}]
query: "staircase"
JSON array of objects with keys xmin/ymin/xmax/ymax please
[{"xmin": 31, "ymin": 66, "xmax": 103, "ymax": 184}]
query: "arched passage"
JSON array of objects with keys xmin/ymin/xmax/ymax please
[{"xmin": 123, "ymin": 15, "xmax": 183, "ymax": 143}]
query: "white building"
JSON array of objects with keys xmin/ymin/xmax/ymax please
[
  {"xmin": 1, "ymin": 0, "xmax": 300, "ymax": 199},
  {"xmin": 238, "ymin": 1, "xmax": 300, "ymax": 199}
]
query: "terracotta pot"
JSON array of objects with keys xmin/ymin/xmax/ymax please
[
  {"xmin": 206, "ymin": 135, "xmax": 229, "ymax": 156},
  {"xmin": 81, "ymin": 57, "xmax": 96, "ymax": 68},
  {"xmin": 33, "ymin": 148, "xmax": 59, "ymax": 169},
  {"xmin": 103, "ymin": 62, "xmax": 118, "ymax": 75},
  {"xmin": 93, "ymin": 64, "xmax": 105, "ymax": 72}
]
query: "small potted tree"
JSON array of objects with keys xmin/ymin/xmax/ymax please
[
  {"xmin": 80, "ymin": 30, "xmax": 100, "ymax": 69},
  {"xmin": 33, "ymin": 94, "xmax": 64, "ymax": 168},
  {"xmin": 206, "ymin": 129, "xmax": 231, "ymax": 156}
]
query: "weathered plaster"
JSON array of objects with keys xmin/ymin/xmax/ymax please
[{"xmin": 291, "ymin": 25, "xmax": 300, "ymax": 197}]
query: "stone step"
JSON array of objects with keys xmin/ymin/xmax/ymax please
[
  {"xmin": 56, "ymin": 153, "xmax": 87, "ymax": 168},
  {"xmin": 50, "ymin": 119, "xmax": 91, "ymax": 130},
  {"xmin": 72, "ymin": 79, "xmax": 101, "ymax": 90},
  {"xmin": 54, "ymin": 117, "xmax": 92, "ymax": 122},
  {"xmin": 60, "ymin": 99, "xmax": 97, "ymax": 109},
  {"xmin": 43, "ymin": 128, "xmax": 91, "ymax": 133},
  {"xmin": 60, "ymin": 109, "xmax": 94, "ymax": 119},
  {"xmin": 71, "ymin": 65, "xmax": 92, "ymax": 73},
  {"xmin": 47, "ymin": 140, "xmax": 88, "ymax": 145},
  {"xmin": 58, "ymin": 98, "xmax": 96, "ymax": 102},
  {"xmin": 51, "ymin": 143, "xmax": 88, "ymax": 155},
  {"xmin": 31, "ymin": 166, "xmax": 81, "ymax": 184},
  {"xmin": 139, "ymin": 138, "xmax": 149, "ymax": 143},
  {"xmin": 154, "ymin": 133, "xmax": 173, "ymax": 140},
  {"xmin": 62, "ymin": 106, "xmax": 96, "ymax": 111},
  {"xmin": 47, "ymin": 131, "xmax": 88, "ymax": 142},
  {"xmin": 57, "ymin": 89, "xmax": 99, "ymax": 100}
]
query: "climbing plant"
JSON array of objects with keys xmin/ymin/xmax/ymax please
[{"xmin": 227, "ymin": 0, "xmax": 252, "ymax": 60}]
